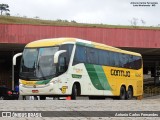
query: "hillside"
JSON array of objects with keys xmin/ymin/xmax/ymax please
[{"xmin": 0, "ymin": 15, "xmax": 160, "ymax": 29}]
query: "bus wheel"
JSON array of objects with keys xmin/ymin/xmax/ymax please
[
  {"xmin": 40, "ymin": 96, "xmax": 46, "ymax": 100},
  {"xmin": 71, "ymin": 84, "xmax": 77, "ymax": 100},
  {"xmin": 127, "ymin": 87, "xmax": 133, "ymax": 100},
  {"xmin": 119, "ymin": 86, "xmax": 126, "ymax": 100}
]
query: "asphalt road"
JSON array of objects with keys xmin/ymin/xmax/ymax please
[{"xmin": 0, "ymin": 95, "xmax": 160, "ymax": 120}]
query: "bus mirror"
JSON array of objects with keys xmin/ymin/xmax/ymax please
[
  {"xmin": 13, "ymin": 53, "xmax": 22, "ymax": 65},
  {"xmin": 54, "ymin": 50, "xmax": 66, "ymax": 64}
]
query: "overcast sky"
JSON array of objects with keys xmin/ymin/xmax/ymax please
[{"xmin": 0, "ymin": 0, "xmax": 160, "ymax": 26}]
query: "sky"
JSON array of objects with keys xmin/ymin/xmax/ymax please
[{"xmin": 0, "ymin": 0, "xmax": 160, "ymax": 26}]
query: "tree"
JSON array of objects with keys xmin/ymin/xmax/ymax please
[
  {"xmin": 5, "ymin": 12, "xmax": 10, "ymax": 16},
  {"xmin": 0, "ymin": 4, "xmax": 10, "ymax": 15},
  {"xmin": 71, "ymin": 20, "xmax": 77, "ymax": 23},
  {"xmin": 130, "ymin": 18, "xmax": 138, "ymax": 27},
  {"xmin": 141, "ymin": 19, "xmax": 146, "ymax": 26}
]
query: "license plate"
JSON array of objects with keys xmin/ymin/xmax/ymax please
[
  {"xmin": 12, "ymin": 92, "xmax": 17, "ymax": 95},
  {"xmin": 32, "ymin": 90, "xmax": 39, "ymax": 93}
]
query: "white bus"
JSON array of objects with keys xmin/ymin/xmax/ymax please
[{"xmin": 15, "ymin": 38, "xmax": 143, "ymax": 100}]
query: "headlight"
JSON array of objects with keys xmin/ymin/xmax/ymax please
[{"xmin": 52, "ymin": 79, "xmax": 62, "ymax": 84}]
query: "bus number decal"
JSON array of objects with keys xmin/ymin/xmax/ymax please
[{"xmin": 111, "ymin": 69, "xmax": 130, "ymax": 77}]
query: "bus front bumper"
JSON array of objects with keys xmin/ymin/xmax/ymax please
[{"xmin": 19, "ymin": 83, "xmax": 64, "ymax": 96}]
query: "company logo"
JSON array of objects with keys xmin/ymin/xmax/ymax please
[
  {"xmin": 111, "ymin": 69, "xmax": 130, "ymax": 77},
  {"xmin": 73, "ymin": 68, "xmax": 83, "ymax": 73},
  {"xmin": 2, "ymin": 112, "xmax": 11, "ymax": 117}
]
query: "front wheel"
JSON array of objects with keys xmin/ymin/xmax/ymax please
[
  {"xmin": 119, "ymin": 86, "xmax": 126, "ymax": 100},
  {"xmin": 71, "ymin": 84, "xmax": 77, "ymax": 100}
]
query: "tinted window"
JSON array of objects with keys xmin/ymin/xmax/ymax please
[
  {"xmin": 119, "ymin": 53, "xmax": 129, "ymax": 68},
  {"xmin": 98, "ymin": 50, "xmax": 110, "ymax": 65},
  {"xmin": 131, "ymin": 56, "xmax": 142, "ymax": 69},
  {"xmin": 109, "ymin": 52, "xmax": 115, "ymax": 66},
  {"xmin": 73, "ymin": 45, "xmax": 142, "ymax": 70},
  {"xmin": 60, "ymin": 44, "xmax": 73, "ymax": 64},
  {"xmin": 113, "ymin": 52, "xmax": 119, "ymax": 67},
  {"xmin": 119, "ymin": 54, "xmax": 141, "ymax": 70},
  {"xmin": 87, "ymin": 47, "xmax": 98, "ymax": 64},
  {"xmin": 73, "ymin": 45, "xmax": 86, "ymax": 65}
]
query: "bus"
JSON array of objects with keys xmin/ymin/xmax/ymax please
[{"xmin": 15, "ymin": 38, "xmax": 143, "ymax": 100}]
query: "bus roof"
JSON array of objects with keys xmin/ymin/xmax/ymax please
[{"xmin": 26, "ymin": 38, "xmax": 141, "ymax": 56}]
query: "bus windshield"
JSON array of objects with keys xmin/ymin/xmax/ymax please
[{"xmin": 20, "ymin": 47, "xmax": 59, "ymax": 80}]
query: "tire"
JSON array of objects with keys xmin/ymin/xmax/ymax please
[
  {"xmin": 40, "ymin": 96, "xmax": 46, "ymax": 100},
  {"xmin": 127, "ymin": 87, "xmax": 133, "ymax": 100},
  {"xmin": 71, "ymin": 84, "xmax": 77, "ymax": 100},
  {"xmin": 119, "ymin": 86, "xmax": 126, "ymax": 100}
]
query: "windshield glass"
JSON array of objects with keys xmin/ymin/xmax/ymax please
[
  {"xmin": 20, "ymin": 47, "xmax": 59, "ymax": 80},
  {"xmin": 22, "ymin": 49, "xmax": 38, "ymax": 71},
  {"xmin": 36, "ymin": 47, "xmax": 58, "ymax": 78}
]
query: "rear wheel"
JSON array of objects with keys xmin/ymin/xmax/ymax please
[
  {"xmin": 127, "ymin": 87, "xmax": 133, "ymax": 100},
  {"xmin": 71, "ymin": 84, "xmax": 77, "ymax": 100},
  {"xmin": 119, "ymin": 86, "xmax": 126, "ymax": 100}
]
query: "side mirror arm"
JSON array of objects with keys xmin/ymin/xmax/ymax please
[
  {"xmin": 54, "ymin": 50, "xmax": 66, "ymax": 64},
  {"xmin": 13, "ymin": 53, "xmax": 22, "ymax": 66},
  {"xmin": 12, "ymin": 52, "xmax": 22, "ymax": 90}
]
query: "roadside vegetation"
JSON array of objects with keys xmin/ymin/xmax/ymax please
[
  {"xmin": 0, "ymin": 3, "xmax": 160, "ymax": 29},
  {"xmin": 0, "ymin": 15, "xmax": 160, "ymax": 30}
]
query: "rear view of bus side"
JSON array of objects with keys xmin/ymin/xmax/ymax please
[{"xmin": 19, "ymin": 38, "xmax": 143, "ymax": 100}]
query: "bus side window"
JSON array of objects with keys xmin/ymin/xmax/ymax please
[
  {"xmin": 109, "ymin": 51, "xmax": 114, "ymax": 66},
  {"xmin": 113, "ymin": 52, "xmax": 120, "ymax": 67},
  {"xmin": 86, "ymin": 47, "xmax": 98, "ymax": 64},
  {"xmin": 73, "ymin": 45, "xmax": 86, "ymax": 65},
  {"xmin": 98, "ymin": 50, "xmax": 110, "ymax": 66},
  {"xmin": 60, "ymin": 44, "xmax": 73, "ymax": 66},
  {"xmin": 128, "ymin": 55, "xmax": 135, "ymax": 69},
  {"xmin": 132, "ymin": 56, "xmax": 142, "ymax": 70},
  {"xmin": 122, "ymin": 54, "xmax": 128, "ymax": 68},
  {"xmin": 58, "ymin": 53, "xmax": 67, "ymax": 73}
]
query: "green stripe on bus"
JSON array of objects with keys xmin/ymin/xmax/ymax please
[
  {"xmin": 35, "ymin": 79, "xmax": 51, "ymax": 85},
  {"xmin": 85, "ymin": 64, "xmax": 104, "ymax": 90},
  {"xmin": 94, "ymin": 65, "xmax": 112, "ymax": 90},
  {"xmin": 76, "ymin": 42, "xmax": 94, "ymax": 47},
  {"xmin": 85, "ymin": 64, "xmax": 111, "ymax": 90}
]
